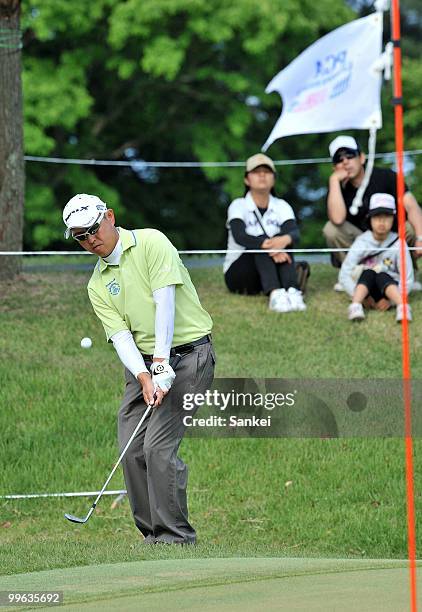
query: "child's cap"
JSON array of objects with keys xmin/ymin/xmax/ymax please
[{"xmin": 367, "ymin": 193, "xmax": 396, "ymax": 218}]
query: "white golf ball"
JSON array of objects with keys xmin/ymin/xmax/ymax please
[{"xmin": 80, "ymin": 337, "xmax": 92, "ymax": 349}]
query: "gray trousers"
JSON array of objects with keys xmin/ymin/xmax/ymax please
[{"xmin": 118, "ymin": 342, "xmax": 215, "ymax": 544}]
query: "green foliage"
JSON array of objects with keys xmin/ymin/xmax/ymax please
[
  {"xmin": 140, "ymin": 35, "xmax": 189, "ymax": 80},
  {"xmin": 24, "ymin": 182, "xmax": 57, "ymax": 248},
  {"xmin": 23, "ymin": 55, "xmax": 93, "ymax": 155},
  {"xmin": 62, "ymin": 166, "xmax": 122, "ymax": 212},
  {"xmin": 347, "ymin": 0, "xmax": 422, "ymax": 206},
  {"xmin": 20, "ymin": 0, "xmax": 422, "ymax": 251},
  {"xmin": 402, "ymin": 58, "xmax": 422, "ymax": 199},
  {"xmin": 22, "ymin": 0, "xmax": 114, "ymax": 39}
]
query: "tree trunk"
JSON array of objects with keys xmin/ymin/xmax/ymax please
[{"xmin": 0, "ymin": 0, "xmax": 24, "ymax": 280}]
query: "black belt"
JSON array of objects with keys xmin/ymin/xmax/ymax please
[{"xmin": 141, "ymin": 334, "xmax": 211, "ymax": 361}]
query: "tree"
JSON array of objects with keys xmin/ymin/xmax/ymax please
[
  {"xmin": 6, "ymin": 0, "xmax": 420, "ymax": 253},
  {"xmin": 346, "ymin": 0, "xmax": 422, "ymax": 203},
  {"xmin": 0, "ymin": 0, "xmax": 24, "ymax": 280},
  {"xmin": 20, "ymin": 1, "xmax": 422, "ymax": 251},
  {"xmin": 21, "ymin": 0, "xmax": 355, "ymax": 251},
  {"xmin": 19, "ymin": 1, "xmax": 420, "ymax": 251}
]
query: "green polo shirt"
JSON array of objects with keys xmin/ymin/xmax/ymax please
[{"xmin": 87, "ymin": 228, "xmax": 213, "ymax": 353}]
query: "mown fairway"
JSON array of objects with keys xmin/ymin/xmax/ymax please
[
  {"xmin": 0, "ymin": 557, "xmax": 419, "ymax": 611},
  {"xmin": 0, "ymin": 259, "xmax": 421, "ymax": 576}
]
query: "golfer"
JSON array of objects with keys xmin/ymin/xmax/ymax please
[{"xmin": 63, "ymin": 194, "xmax": 215, "ymax": 544}]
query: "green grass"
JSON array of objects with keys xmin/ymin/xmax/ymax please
[
  {"xmin": 0, "ymin": 558, "xmax": 417, "ymax": 612},
  {"xmin": 0, "ymin": 264, "xmax": 421, "ymax": 575}
]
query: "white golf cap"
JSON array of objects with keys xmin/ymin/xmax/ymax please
[
  {"xmin": 63, "ymin": 194, "xmax": 108, "ymax": 238},
  {"xmin": 367, "ymin": 193, "xmax": 396, "ymax": 218},
  {"xmin": 246, "ymin": 153, "xmax": 276, "ymax": 173},
  {"xmin": 329, "ymin": 136, "xmax": 360, "ymax": 159}
]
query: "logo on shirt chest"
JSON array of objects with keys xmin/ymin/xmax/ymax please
[
  {"xmin": 246, "ymin": 212, "xmax": 278, "ymax": 231},
  {"xmin": 106, "ymin": 278, "xmax": 121, "ymax": 296},
  {"xmin": 383, "ymin": 257, "xmax": 394, "ymax": 271}
]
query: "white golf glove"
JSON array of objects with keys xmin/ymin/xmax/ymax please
[{"xmin": 150, "ymin": 361, "xmax": 176, "ymax": 393}]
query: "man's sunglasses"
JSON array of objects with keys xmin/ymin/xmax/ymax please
[
  {"xmin": 333, "ymin": 151, "xmax": 359, "ymax": 164},
  {"xmin": 72, "ymin": 213, "xmax": 104, "ymax": 242}
]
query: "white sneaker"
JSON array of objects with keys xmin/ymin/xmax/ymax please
[
  {"xmin": 334, "ymin": 282, "xmax": 345, "ymax": 292},
  {"xmin": 396, "ymin": 303, "xmax": 412, "ymax": 322},
  {"xmin": 269, "ymin": 288, "xmax": 291, "ymax": 313},
  {"xmin": 348, "ymin": 302, "xmax": 365, "ymax": 321},
  {"xmin": 411, "ymin": 281, "xmax": 422, "ymax": 292},
  {"xmin": 287, "ymin": 287, "xmax": 307, "ymax": 311}
]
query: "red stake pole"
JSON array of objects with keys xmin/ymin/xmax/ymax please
[{"xmin": 391, "ymin": 1, "xmax": 417, "ymax": 610}]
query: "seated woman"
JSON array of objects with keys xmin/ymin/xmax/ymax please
[{"xmin": 223, "ymin": 153, "xmax": 306, "ymax": 313}]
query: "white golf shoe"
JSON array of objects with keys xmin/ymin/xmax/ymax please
[
  {"xmin": 348, "ymin": 302, "xmax": 365, "ymax": 321},
  {"xmin": 396, "ymin": 303, "xmax": 412, "ymax": 322},
  {"xmin": 287, "ymin": 287, "xmax": 307, "ymax": 311},
  {"xmin": 269, "ymin": 288, "xmax": 291, "ymax": 313}
]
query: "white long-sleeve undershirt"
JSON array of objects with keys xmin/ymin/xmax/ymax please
[
  {"xmin": 152, "ymin": 285, "xmax": 175, "ymax": 359},
  {"xmin": 111, "ymin": 329, "xmax": 148, "ymax": 377}
]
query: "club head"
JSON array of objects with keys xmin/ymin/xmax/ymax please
[{"xmin": 64, "ymin": 513, "xmax": 87, "ymax": 524}]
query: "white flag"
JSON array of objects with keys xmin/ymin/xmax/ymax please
[{"xmin": 263, "ymin": 14, "xmax": 383, "ymax": 150}]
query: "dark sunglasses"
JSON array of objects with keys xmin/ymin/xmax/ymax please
[
  {"xmin": 72, "ymin": 213, "xmax": 104, "ymax": 242},
  {"xmin": 333, "ymin": 151, "xmax": 359, "ymax": 164}
]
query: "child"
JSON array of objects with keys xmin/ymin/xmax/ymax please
[{"xmin": 339, "ymin": 193, "xmax": 414, "ymax": 322}]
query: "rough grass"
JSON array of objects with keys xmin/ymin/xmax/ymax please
[{"xmin": 0, "ymin": 260, "xmax": 421, "ymax": 575}]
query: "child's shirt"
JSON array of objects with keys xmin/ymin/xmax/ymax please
[{"xmin": 339, "ymin": 230, "xmax": 414, "ymax": 297}]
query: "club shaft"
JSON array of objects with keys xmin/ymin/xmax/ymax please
[
  {"xmin": 90, "ymin": 405, "xmax": 152, "ymax": 509},
  {"xmin": 66, "ymin": 351, "xmax": 183, "ymax": 523},
  {"xmin": 91, "ymin": 357, "xmax": 181, "ymax": 507}
]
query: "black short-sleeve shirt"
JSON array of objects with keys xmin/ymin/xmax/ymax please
[{"xmin": 340, "ymin": 167, "xmax": 408, "ymax": 231}]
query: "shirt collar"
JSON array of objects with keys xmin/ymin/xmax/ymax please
[
  {"xmin": 245, "ymin": 191, "xmax": 275, "ymax": 213},
  {"xmin": 98, "ymin": 227, "xmax": 136, "ymax": 272}
]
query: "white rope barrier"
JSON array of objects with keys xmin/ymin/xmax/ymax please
[
  {"xmin": 23, "ymin": 149, "xmax": 422, "ymax": 168},
  {"xmin": 0, "ymin": 490, "xmax": 126, "ymax": 500},
  {"xmin": 24, "ymin": 155, "xmax": 328, "ymax": 167},
  {"xmin": 0, "ymin": 251, "xmax": 93, "ymax": 256},
  {"xmin": 0, "ymin": 247, "xmax": 419, "ymax": 256}
]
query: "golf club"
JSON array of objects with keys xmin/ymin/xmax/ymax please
[{"xmin": 65, "ymin": 353, "xmax": 182, "ymax": 524}]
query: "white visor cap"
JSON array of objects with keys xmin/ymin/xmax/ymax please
[
  {"xmin": 63, "ymin": 194, "xmax": 107, "ymax": 238},
  {"xmin": 329, "ymin": 136, "xmax": 359, "ymax": 159}
]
